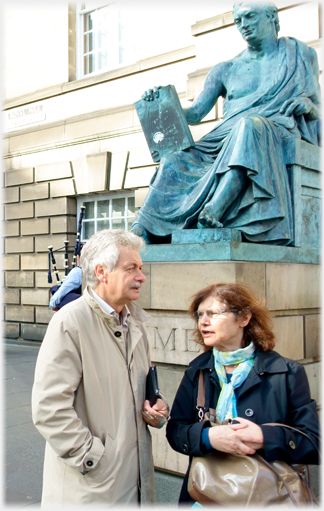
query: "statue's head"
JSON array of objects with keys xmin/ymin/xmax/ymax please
[{"xmin": 233, "ymin": 2, "xmax": 280, "ymax": 42}]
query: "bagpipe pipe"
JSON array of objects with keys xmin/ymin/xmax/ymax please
[{"xmin": 48, "ymin": 206, "xmax": 86, "ymax": 296}]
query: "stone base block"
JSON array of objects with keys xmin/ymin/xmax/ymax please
[
  {"xmin": 21, "ymin": 323, "xmax": 48, "ymax": 341},
  {"xmin": 4, "ymin": 322, "xmax": 20, "ymax": 338},
  {"xmin": 171, "ymin": 228, "xmax": 242, "ymax": 244},
  {"xmin": 142, "ymin": 241, "xmax": 319, "ymax": 264}
]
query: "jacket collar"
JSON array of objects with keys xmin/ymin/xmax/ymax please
[
  {"xmin": 189, "ymin": 347, "xmax": 289, "ymax": 398},
  {"xmin": 84, "ymin": 286, "xmax": 151, "ymax": 325},
  {"xmin": 189, "ymin": 347, "xmax": 288, "ymax": 374}
]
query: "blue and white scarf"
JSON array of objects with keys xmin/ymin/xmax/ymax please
[{"xmin": 213, "ymin": 342, "xmax": 255, "ymax": 422}]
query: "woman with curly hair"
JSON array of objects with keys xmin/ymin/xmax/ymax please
[{"xmin": 166, "ymin": 283, "xmax": 319, "ymax": 505}]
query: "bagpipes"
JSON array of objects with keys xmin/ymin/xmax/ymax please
[{"xmin": 48, "ymin": 206, "xmax": 86, "ymax": 294}]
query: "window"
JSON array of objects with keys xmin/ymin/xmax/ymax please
[
  {"xmin": 77, "ymin": 192, "xmax": 136, "ymax": 241},
  {"xmin": 78, "ymin": 3, "xmax": 137, "ymax": 76},
  {"xmin": 76, "ymin": 2, "xmax": 196, "ymax": 79}
]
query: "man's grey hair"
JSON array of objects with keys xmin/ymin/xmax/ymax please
[
  {"xmin": 80, "ymin": 229, "xmax": 145, "ymax": 288},
  {"xmin": 233, "ymin": 2, "xmax": 280, "ymax": 34}
]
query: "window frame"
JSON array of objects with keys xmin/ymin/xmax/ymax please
[
  {"xmin": 76, "ymin": 3, "xmax": 137, "ymax": 79},
  {"xmin": 77, "ymin": 191, "xmax": 136, "ymax": 241}
]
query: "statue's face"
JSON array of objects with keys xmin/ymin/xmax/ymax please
[{"xmin": 233, "ymin": 3, "xmax": 274, "ymax": 43}]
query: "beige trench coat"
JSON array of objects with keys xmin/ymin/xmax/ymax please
[{"xmin": 32, "ymin": 287, "xmax": 156, "ymax": 506}]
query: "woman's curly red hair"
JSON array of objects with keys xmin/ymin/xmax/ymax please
[{"xmin": 189, "ymin": 282, "xmax": 275, "ymax": 352}]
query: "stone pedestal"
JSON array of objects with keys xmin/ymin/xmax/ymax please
[
  {"xmin": 140, "ymin": 139, "xmax": 322, "ymax": 475},
  {"xmin": 138, "ymin": 252, "xmax": 320, "ymax": 474}
]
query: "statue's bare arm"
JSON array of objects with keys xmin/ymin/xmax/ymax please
[{"xmin": 183, "ymin": 62, "xmax": 228, "ymax": 125}]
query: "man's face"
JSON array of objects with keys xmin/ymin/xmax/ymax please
[
  {"xmin": 99, "ymin": 247, "xmax": 146, "ymax": 310},
  {"xmin": 233, "ymin": 3, "xmax": 273, "ymax": 43}
]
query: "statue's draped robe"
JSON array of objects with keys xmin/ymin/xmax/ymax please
[{"xmin": 134, "ymin": 38, "xmax": 320, "ymax": 245}]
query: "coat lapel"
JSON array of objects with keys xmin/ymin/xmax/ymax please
[{"xmin": 238, "ymin": 349, "xmax": 288, "ymax": 399}]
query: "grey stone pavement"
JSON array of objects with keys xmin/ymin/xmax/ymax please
[
  {"xmin": 3, "ymin": 338, "xmax": 320, "ymax": 508},
  {"xmin": 4, "ymin": 338, "xmax": 183, "ymax": 508}
]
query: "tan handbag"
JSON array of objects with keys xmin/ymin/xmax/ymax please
[{"xmin": 188, "ymin": 371, "xmax": 319, "ymax": 506}]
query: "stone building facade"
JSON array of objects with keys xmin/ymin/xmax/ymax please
[{"xmin": 3, "ymin": 1, "xmax": 322, "ymax": 474}]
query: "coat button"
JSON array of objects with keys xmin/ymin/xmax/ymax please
[
  {"xmin": 245, "ymin": 409, "xmax": 254, "ymax": 417},
  {"xmin": 86, "ymin": 460, "xmax": 93, "ymax": 467},
  {"xmin": 114, "ymin": 331, "xmax": 122, "ymax": 337},
  {"xmin": 182, "ymin": 444, "xmax": 189, "ymax": 454},
  {"xmin": 289, "ymin": 440, "xmax": 296, "ymax": 449}
]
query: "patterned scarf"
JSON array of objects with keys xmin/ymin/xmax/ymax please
[{"xmin": 213, "ymin": 342, "xmax": 255, "ymax": 422}]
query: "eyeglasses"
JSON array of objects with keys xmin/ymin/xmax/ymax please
[{"xmin": 193, "ymin": 309, "xmax": 235, "ymax": 321}]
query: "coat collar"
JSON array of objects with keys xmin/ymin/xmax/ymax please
[
  {"xmin": 189, "ymin": 347, "xmax": 289, "ymax": 374},
  {"xmin": 84, "ymin": 286, "xmax": 151, "ymax": 325},
  {"xmin": 189, "ymin": 347, "xmax": 289, "ymax": 398}
]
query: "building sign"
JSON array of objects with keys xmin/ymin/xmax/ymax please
[{"xmin": 6, "ymin": 104, "xmax": 46, "ymax": 130}]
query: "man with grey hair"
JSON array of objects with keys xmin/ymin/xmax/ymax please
[{"xmin": 32, "ymin": 229, "xmax": 168, "ymax": 507}]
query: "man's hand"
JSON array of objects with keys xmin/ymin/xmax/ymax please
[
  {"xmin": 208, "ymin": 417, "xmax": 264, "ymax": 455},
  {"xmin": 142, "ymin": 398, "xmax": 168, "ymax": 427},
  {"xmin": 142, "ymin": 86, "xmax": 161, "ymax": 101},
  {"xmin": 279, "ymin": 97, "xmax": 317, "ymax": 118}
]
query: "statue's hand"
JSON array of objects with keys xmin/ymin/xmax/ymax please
[
  {"xmin": 279, "ymin": 97, "xmax": 313, "ymax": 117},
  {"xmin": 142, "ymin": 86, "xmax": 161, "ymax": 101}
]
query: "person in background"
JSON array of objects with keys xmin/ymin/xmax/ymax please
[
  {"xmin": 49, "ymin": 253, "xmax": 83, "ymax": 311},
  {"xmin": 166, "ymin": 283, "xmax": 319, "ymax": 505},
  {"xmin": 32, "ymin": 229, "xmax": 168, "ymax": 507}
]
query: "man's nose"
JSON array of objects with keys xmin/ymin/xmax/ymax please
[{"xmin": 136, "ymin": 269, "xmax": 146, "ymax": 282}]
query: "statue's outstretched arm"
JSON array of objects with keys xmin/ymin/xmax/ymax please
[{"xmin": 184, "ymin": 62, "xmax": 227, "ymax": 125}]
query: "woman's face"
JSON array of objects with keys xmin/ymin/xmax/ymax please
[{"xmin": 197, "ymin": 296, "xmax": 251, "ymax": 352}]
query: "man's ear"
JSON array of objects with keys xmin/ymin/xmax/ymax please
[{"xmin": 94, "ymin": 264, "xmax": 108, "ymax": 283}]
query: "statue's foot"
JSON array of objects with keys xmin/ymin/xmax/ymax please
[
  {"xmin": 198, "ymin": 205, "xmax": 223, "ymax": 228},
  {"xmin": 130, "ymin": 222, "xmax": 151, "ymax": 244}
]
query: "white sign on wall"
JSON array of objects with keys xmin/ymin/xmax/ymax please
[{"xmin": 5, "ymin": 103, "xmax": 46, "ymax": 130}]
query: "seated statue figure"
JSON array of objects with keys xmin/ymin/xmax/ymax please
[{"xmin": 131, "ymin": 1, "xmax": 321, "ymax": 245}]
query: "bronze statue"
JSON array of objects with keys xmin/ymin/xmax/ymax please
[{"xmin": 131, "ymin": 2, "xmax": 321, "ymax": 245}]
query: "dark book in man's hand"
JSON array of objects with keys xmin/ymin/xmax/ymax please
[{"xmin": 146, "ymin": 366, "xmax": 160, "ymax": 407}]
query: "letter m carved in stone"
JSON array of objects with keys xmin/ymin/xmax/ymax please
[{"xmin": 152, "ymin": 327, "xmax": 176, "ymax": 351}]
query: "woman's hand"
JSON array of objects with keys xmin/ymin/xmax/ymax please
[
  {"xmin": 230, "ymin": 417, "xmax": 264, "ymax": 450},
  {"xmin": 208, "ymin": 417, "xmax": 264, "ymax": 455},
  {"xmin": 142, "ymin": 398, "xmax": 168, "ymax": 427}
]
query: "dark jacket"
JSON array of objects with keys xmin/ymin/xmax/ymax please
[{"xmin": 166, "ymin": 349, "xmax": 320, "ymax": 504}]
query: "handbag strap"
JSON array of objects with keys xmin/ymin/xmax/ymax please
[
  {"xmin": 196, "ymin": 371, "xmax": 205, "ymax": 421},
  {"xmin": 263, "ymin": 423, "xmax": 320, "ymax": 460},
  {"xmin": 262, "ymin": 422, "xmax": 320, "ymax": 506},
  {"xmin": 196, "ymin": 372, "xmax": 319, "ymax": 504}
]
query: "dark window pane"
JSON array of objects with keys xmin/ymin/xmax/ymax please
[
  {"xmin": 84, "ymin": 54, "xmax": 95, "ymax": 74},
  {"xmin": 83, "ymin": 221, "xmax": 95, "ymax": 239},
  {"xmin": 97, "ymin": 200, "xmax": 110, "ymax": 219},
  {"xmin": 84, "ymin": 32, "xmax": 94, "ymax": 53},
  {"xmin": 84, "ymin": 13, "xmax": 94, "ymax": 32},
  {"xmin": 84, "ymin": 202, "xmax": 95, "ymax": 219},
  {"xmin": 127, "ymin": 218, "xmax": 134, "ymax": 231},
  {"xmin": 112, "ymin": 198, "xmax": 125, "ymax": 218},
  {"xmin": 97, "ymin": 219, "xmax": 111, "ymax": 231},
  {"xmin": 112, "ymin": 218, "xmax": 126, "ymax": 229},
  {"xmin": 127, "ymin": 197, "xmax": 135, "ymax": 215}
]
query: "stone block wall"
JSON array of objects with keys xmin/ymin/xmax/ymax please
[
  {"xmin": 135, "ymin": 259, "xmax": 321, "ymax": 474},
  {"xmin": 3, "ymin": 165, "xmax": 77, "ymax": 340}
]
